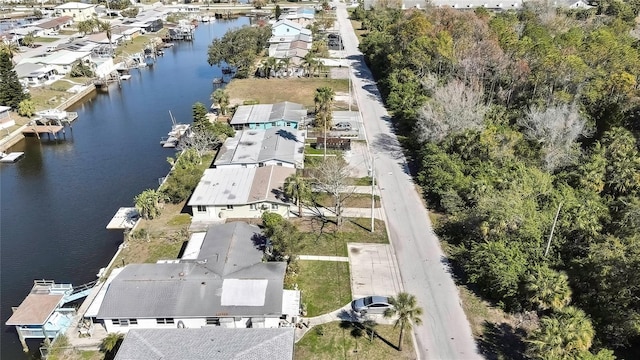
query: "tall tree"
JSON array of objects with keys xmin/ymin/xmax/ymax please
[
  {"xmin": 210, "ymin": 88, "xmax": 230, "ymax": 115},
  {"xmin": 0, "ymin": 51, "xmax": 28, "ymax": 109},
  {"xmin": 416, "ymin": 79, "xmax": 487, "ymax": 143},
  {"xmin": 527, "ymin": 306, "xmax": 595, "ymax": 359},
  {"xmin": 314, "ymin": 86, "xmax": 335, "ymax": 130},
  {"xmin": 517, "ymin": 105, "xmax": 591, "ymax": 171},
  {"xmin": 313, "ymin": 157, "xmax": 354, "ymax": 227},
  {"xmin": 284, "ymin": 172, "xmax": 310, "ymax": 216},
  {"xmin": 383, "ymin": 292, "xmax": 424, "ymax": 351},
  {"xmin": 525, "ymin": 264, "xmax": 572, "ymax": 312}
]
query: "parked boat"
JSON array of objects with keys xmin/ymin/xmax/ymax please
[
  {"xmin": 160, "ymin": 111, "xmax": 191, "ymax": 148},
  {"xmin": 201, "ymin": 15, "xmax": 211, "ymax": 22},
  {"xmin": 35, "ymin": 109, "xmax": 68, "ymax": 121},
  {"xmin": 0, "ymin": 152, "xmax": 24, "ymax": 163}
]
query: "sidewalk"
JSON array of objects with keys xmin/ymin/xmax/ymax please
[
  {"xmin": 296, "ymin": 206, "xmax": 384, "ymax": 219},
  {"xmin": 298, "ymin": 255, "xmax": 349, "ymax": 262}
]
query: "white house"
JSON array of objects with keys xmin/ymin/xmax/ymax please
[
  {"xmin": 93, "ymin": 222, "xmax": 298, "ymax": 334},
  {"xmin": 114, "ymin": 328, "xmax": 295, "ymax": 360},
  {"xmin": 15, "ymin": 63, "xmax": 58, "ymax": 87},
  {"xmin": 19, "ymin": 50, "xmax": 92, "ymax": 75},
  {"xmin": 284, "ymin": 7, "xmax": 315, "ymax": 27},
  {"xmin": 0, "ymin": 106, "xmax": 15, "ymax": 130},
  {"xmin": 214, "ymin": 126, "xmax": 305, "ymax": 169},
  {"xmin": 272, "ymin": 19, "xmax": 312, "ymax": 38},
  {"xmin": 54, "ymin": 2, "xmax": 97, "ymax": 22},
  {"xmin": 188, "ymin": 166, "xmax": 295, "ymax": 222}
]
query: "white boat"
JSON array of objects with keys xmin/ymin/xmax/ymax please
[
  {"xmin": 35, "ymin": 109, "xmax": 68, "ymax": 121},
  {"xmin": 120, "ymin": 74, "xmax": 132, "ymax": 80},
  {"xmin": 160, "ymin": 111, "xmax": 191, "ymax": 148},
  {"xmin": 0, "ymin": 152, "xmax": 25, "ymax": 163},
  {"xmin": 201, "ymin": 15, "xmax": 211, "ymax": 22}
]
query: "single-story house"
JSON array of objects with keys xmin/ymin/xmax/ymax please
[
  {"xmin": 284, "ymin": 7, "xmax": 315, "ymax": 27},
  {"xmin": 54, "ymin": 2, "xmax": 97, "ymax": 22},
  {"xmin": 268, "ymin": 33, "xmax": 313, "ymax": 47},
  {"xmin": 553, "ymin": 0, "xmax": 592, "ymax": 8},
  {"xmin": 272, "ymin": 19, "xmax": 312, "ymax": 38},
  {"xmin": 112, "ymin": 26, "xmax": 144, "ymax": 41},
  {"xmin": 229, "ymin": 102, "xmax": 307, "ymax": 130},
  {"xmin": 58, "ymin": 40, "xmax": 99, "ymax": 53},
  {"xmin": 32, "ymin": 16, "xmax": 73, "ymax": 35},
  {"xmin": 9, "ymin": 26, "xmax": 44, "ymax": 37},
  {"xmin": 85, "ymin": 32, "xmax": 124, "ymax": 46},
  {"xmin": 0, "ymin": 105, "xmax": 15, "ymax": 130},
  {"xmin": 214, "ymin": 126, "xmax": 305, "ymax": 169},
  {"xmin": 15, "ymin": 63, "xmax": 58, "ymax": 87},
  {"xmin": 188, "ymin": 166, "xmax": 295, "ymax": 221},
  {"xmin": 19, "ymin": 50, "xmax": 92, "ymax": 75},
  {"xmin": 114, "ymin": 328, "xmax": 295, "ymax": 360},
  {"xmin": 93, "ymin": 222, "xmax": 297, "ymax": 333}
]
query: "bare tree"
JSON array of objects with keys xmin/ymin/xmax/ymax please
[
  {"xmin": 180, "ymin": 128, "xmax": 222, "ymax": 157},
  {"xmin": 518, "ymin": 104, "xmax": 591, "ymax": 171},
  {"xmin": 416, "ymin": 79, "xmax": 487, "ymax": 143},
  {"xmin": 313, "ymin": 157, "xmax": 355, "ymax": 227}
]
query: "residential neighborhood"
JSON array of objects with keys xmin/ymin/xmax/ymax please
[{"xmin": 2, "ymin": 1, "xmax": 638, "ymax": 360}]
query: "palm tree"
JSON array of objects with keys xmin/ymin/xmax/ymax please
[
  {"xmin": 314, "ymin": 86, "xmax": 335, "ymax": 130},
  {"xmin": 302, "ymin": 53, "xmax": 317, "ymax": 77},
  {"xmin": 525, "ymin": 264, "xmax": 572, "ymax": 312},
  {"xmin": 97, "ymin": 20, "xmax": 113, "ymax": 54},
  {"xmin": 210, "ymin": 88, "xmax": 230, "ymax": 115},
  {"xmin": 278, "ymin": 57, "xmax": 291, "ymax": 76},
  {"xmin": 284, "ymin": 172, "xmax": 310, "ymax": 216},
  {"xmin": 100, "ymin": 332, "xmax": 123, "ymax": 353},
  {"xmin": 527, "ymin": 306, "xmax": 595, "ymax": 359},
  {"xmin": 134, "ymin": 189, "xmax": 166, "ymax": 220},
  {"xmin": 383, "ymin": 292, "xmax": 424, "ymax": 351},
  {"xmin": 0, "ymin": 43, "xmax": 20, "ymax": 64}
]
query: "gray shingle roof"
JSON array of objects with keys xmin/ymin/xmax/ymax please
[
  {"xmin": 115, "ymin": 328, "xmax": 295, "ymax": 360},
  {"xmin": 197, "ymin": 222, "xmax": 264, "ymax": 276},
  {"xmin": 97, "ymin": 222, "xmax": 287, "ymax": 319}
]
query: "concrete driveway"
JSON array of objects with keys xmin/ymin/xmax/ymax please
[{"xmin": 348, "ymin": 243, "xmax": 402, "ymax": 299}]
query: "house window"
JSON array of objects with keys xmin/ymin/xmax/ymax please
[
  {"xmin": 206, "ymin": 317, "xmax": 220, "ymax": 326},
  {"xmin": 129, "ymin": 319, "xmax": 138, "ymax": 325},
  {"xmin": 277, "ymin": 162, "xmax": 283, "ymax": 166},
  {"xmin": 156, "ymin": 318, "xmax": 175, "ymax": 325},
  {"xmin": 271, "ymin": 204, "xmax": 279, "ymax": 210},
  {"xmin": 286, "ymin": 122, "xmax": 291, "ymax": 127},
  {"xmin": 114, "ymin": 319, "xmax": 130, "ymax": 326},
  {"xmin": 250, "ymin": 204, "xmax": 257, "ymax": 210},
  {"xmin": 197, "ymin": 205, "xmax": 206, "ymax": 212},
  {"xmin": 258, "ymin": 163, "xmax": 265, "ymax": 167},
  {"xmin": 226, "ymin": 205, "xmax": 234, "ymax": 210}
]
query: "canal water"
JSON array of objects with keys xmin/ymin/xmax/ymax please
[{"xmin": 0, "ymin": 17, "xmax": 249, "ymax": 359}]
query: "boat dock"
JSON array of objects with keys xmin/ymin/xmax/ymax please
[
  {"xmin": 106, "ymin": 207, "xmax": 140, "ymax": 230},
  {"xmin": 6, "ymin": 280, "xmax": 97, "ymax": 353}
]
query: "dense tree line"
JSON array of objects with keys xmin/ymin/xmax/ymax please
[
  {"xmin": 207, "ymin": 25, "xmax": 272, "ymax": 78},
  {"xmin": 355, "ymin": 4, "xmax": 640, "ymax": 357}
]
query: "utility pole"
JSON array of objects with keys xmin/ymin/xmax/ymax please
[
  {"xmin": 370, "ymin": 156, "xmax": 375, "ymax": 232},
  {"xmin": 544, "ymin": 202, "xmax": 563, "ymax": 257}
]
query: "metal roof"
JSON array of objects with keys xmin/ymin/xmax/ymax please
[
  {"xmin": 187, "ymin": 166, "xmax": 295, "ymax": 206},
  {"xmin": 229, "ymin": 102, "xmax": 306, "ymax": 125},
  {"xmin": 114, "ymin": 328, "xmax": 295, "ymax": 360},
  {"xmin": 214, "ymin": 127, "xmax": 305, "ymax": 168}
]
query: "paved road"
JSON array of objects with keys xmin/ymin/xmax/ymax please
[{"xmin": 335, "ymin": 4, "xmax": 482, "ymax": 359}]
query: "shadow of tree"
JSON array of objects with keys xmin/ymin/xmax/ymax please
[{"xmin": 476, "ymin": 321, "xmax": 527, "ymax": 360}]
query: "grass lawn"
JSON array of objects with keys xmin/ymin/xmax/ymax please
[
  {"xmin": 297, "ymin": 261, "xmax": 352, "ymax": 316},
  {"xmin": 304, "ymin": 144, "xmax": 342, "ymax": 155},
  {"xmin": 295, "ymin": 321, "xmax": 416, "ymax": 360},
  {"xmin": 225, "ymin": 78, "xmax": 349, "ymax": 108},
  {"xmin": 292, "ymin": 216, "xmax": 388, "ymax": 257},
  {"xmin": 312, "ymin": 193, "xmax": 381, "ymax": 208},
  {"xmin": 351, "ymin": 176, "xmax": 373, "ymax": 186},
  {"xmin": 114, "ymin": 35, "xmax": 156, "ymax": 61}
]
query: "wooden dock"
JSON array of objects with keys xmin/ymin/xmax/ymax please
[{"xmin": 22, "ymin": 125, "xmax": 65, "ymax": 136}]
